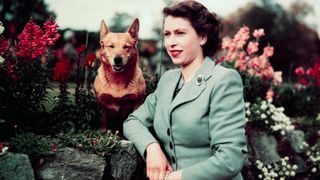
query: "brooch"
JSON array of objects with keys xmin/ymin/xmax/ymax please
[{"xmin": 196, "ymin": 74, "xmax": 205, "ymax": 86}]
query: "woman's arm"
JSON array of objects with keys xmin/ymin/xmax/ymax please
[
  {"xmin": 181, "ymin": 69, "xmax": 247, "ymax": 180},
  {"xmin": 123, "ymin": 71, "xmax": 173, "ymax": 180},
  {"xmin": 123, "ymin": 87, "xmax": 159, "ymax": 158}
]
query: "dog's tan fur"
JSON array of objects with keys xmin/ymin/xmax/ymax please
[{"xmin": 94, "ymin": 19, "xmax": 146, "ymax": 133}]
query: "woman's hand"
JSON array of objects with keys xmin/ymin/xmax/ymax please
[
  {"xmin": 146, "ymin": 143, "xmax": 173, "ymax": 180},
  {"xmin": 167, "ymin": 170, "xmax": 182, "ymax": 180}
]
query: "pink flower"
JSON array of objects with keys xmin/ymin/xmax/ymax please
[
  {"xmin": 235, "ymin": 59, "xmax": 247, "ymax": 71},
  {"xmin": 266, "ymin": 89, "xmax": 274, "ymax": 100},
  {"xmin": 247, "ymin": 41, "xmax": 259, "ymax": 55},
  {"xmin": 262, "ymin": 46, "xmax": 274, "ymax": 58},
  {"xmin": 294, "ymin": 83, "xmax": 301, "ymax": 91},
  {"xmin": 273, "ymin": 71, "xmax": 283, "ymax": 86},
  {"xmin": 233, "ymin": 26, "xmax": 250, "ymax": 49},
  {"xmin": 253, "ymin": 29, "xmax": 265, "ymax": 39},
  {"xmin": 222, "ymin": 37, "xmax": 232, "ymax": 49},
  {"xmin": 295, "ymin": 67, "xmax": 305, "ymax": 76}
]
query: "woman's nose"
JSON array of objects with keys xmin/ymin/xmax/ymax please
[{"xmin": 166, "ymin": 36, "xmax": 177, "ymax": 47}]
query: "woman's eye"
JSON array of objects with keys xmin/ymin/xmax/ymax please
[
  {"xmin": 108, "ymin": 45, "xmax": 114, "ymax": 48},
  {"xmin": 176, "ymin": 31, "xmax": 185, "ymax": 36},
  {"xmin": 163, "ymin": 32, "xmax": 170, "ymax": 37}
]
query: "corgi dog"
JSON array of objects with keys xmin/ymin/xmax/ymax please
[{"xmin": 94, "ymin": 19, "xmax": 146, "ymax": 134}]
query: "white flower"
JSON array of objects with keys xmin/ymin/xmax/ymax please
[
  {"xmin": 0, "ymin": 56, "xmax": 4, "ymax": 64},
  {"xmin": 261, "ymin": 103, "xmax": 267, "ymax": 110},
  {"xmin": 245, "ymin": 102, "xmax": 251, "ymax": 108},
  {"xmin": 0, "ymin": 23, "xmax": 4, "ymax": 35},
  {"xmin": 262, "ymin": 167, "xmax": 268, "ymax": 173},
  {"xmin": 292, "ymin": 165, "xmax": 298, "ymax": 170},
  {"xmin": 246, "ymin": 110, "xmax": 251, "ymax": 116},
  {"xmin": 285, "ymin": 171, "xmax": 289, "ymax": 176},
  {"xmin": 290, "ymin": 171, "xmax": 295, "ymax": 176},
  {"xmin": 261, "ymin": 113, "xmax": 267, "ymax": 119},
  {"xmin": 311, "ymin": 167, "xmax": 317, "ymax": 173},
  {"xmin": 0, "ymin": 146, "xmax": 9, "ymax": 155},
  {"xmin": 258, "ymin": 174, "xmax": 263, "ymax": 179}
]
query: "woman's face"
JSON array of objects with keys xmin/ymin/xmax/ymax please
[{"xmin": 163, "ymin": 16, "xmax": 206, "ymax": 66}]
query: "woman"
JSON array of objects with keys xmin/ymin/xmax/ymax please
[{"xmin": 123, "ymin": 0, "xmax": 247, "ymax": 179}]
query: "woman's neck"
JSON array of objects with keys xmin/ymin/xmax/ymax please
[{"xmin": 181, "ymin": 55, "xmax": 205, "ymax": 83}]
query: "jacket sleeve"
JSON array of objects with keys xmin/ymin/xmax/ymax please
[
  {"xmin": 181, "ymin": 69, "xmax": 247, "ymax": 180},
  {"xmin": 123, "ymin": 75, "xmax": 164, "ymax": 159}
]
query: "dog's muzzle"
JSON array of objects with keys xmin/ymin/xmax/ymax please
[{"xmin": 113, "ymin": 56, "xmax": 125, "ymax": 72}]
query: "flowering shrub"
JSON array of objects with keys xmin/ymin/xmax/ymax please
[
  {"xmin": 49, "ymin": 44, "xmax": 99, "ymax": 134},
  {"xmin": 0, "ymin": 19, "xmax": 60, "ymax": 133},
  {"xmin": 57, "ymin": 130, "xmax": 120, "ymax": 156},
  {"xmin": 272, "ymin": 62, "xmax": 320, "ymax": 117},
  {"xmin": 305, "ymin": 143, "xmax": 320, "ymax": 178},
  {"xmin": 245, "ymin": 99, "xmax": 294, "ymax": 135},
  {"xmin": 0, "ymin": 142, "xmax": 9, "ymax": 155},
  {"xmin": 295, "ymin": 63, "xmax": 320, "ymax": 87},
  {"xmin": 219, "ymin": 26, "xmax": 282, "ymax": 102},
  {"xmin": 255, "ymin": 157, "xmax": 298, "ymax": 179}
]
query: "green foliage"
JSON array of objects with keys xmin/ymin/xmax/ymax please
[
  {"xmin": 48, "ymin": 89, "xmax": 100, "ymax": 134},
  {"xmin": 220, "ymin": 61, "xmax": 271, "ymax": 103},
  {"xmin": 10, "ymin": 132, "xmax": 58, "ymax": 158},
  {"xmin": 57, "ymin": 130, "xmax": 120, "ymax": 156},
  {"xmin": 0, "ymin": 60, "xmax": 51, "ymax": 134},
  {"xmin": 273, "ymin": 84, "xmax": 320, "ymax": 117}
]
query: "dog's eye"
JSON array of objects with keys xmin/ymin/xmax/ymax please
[{"xmin": 107, "ymin": 45, "xmax": 115, "ymax": 48}]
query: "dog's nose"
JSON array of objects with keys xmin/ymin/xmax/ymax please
[{"xmin": 114, "ymin": 56, "xmax": 123, "ymax": 65}]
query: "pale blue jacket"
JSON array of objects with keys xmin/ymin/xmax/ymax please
[{"xmin": 123, "ymin": 57, "xmax": 247, "ymax": 180}]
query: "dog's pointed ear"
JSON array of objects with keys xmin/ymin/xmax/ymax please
[
  {"xmin": 100, "ymin": 20, "xmax": 109, "ymax": 40},
  {"xmin": 128, "ymin": 18, "xmax": 139, "ymax": 40}
]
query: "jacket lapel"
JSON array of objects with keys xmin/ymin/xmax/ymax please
[{"xmin": 169, "ymin": 57, "xmax": 216, "ymax": 115}]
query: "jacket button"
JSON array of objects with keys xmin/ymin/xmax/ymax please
[
  {"xmin": 169, "ymin": 141, "xmax": 173, "ymax": 149},
  {"xmin": 167, "ymin": 128, "xmax": 170, "ymax": 136},
  {"xmin": 172, "ymin": 156, "xmax": 176, "ymax": 164}
]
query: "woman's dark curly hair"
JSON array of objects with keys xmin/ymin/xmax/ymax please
[{"xmin": 163, "ymin": 0, "xmax": 222, "ymax": 58}]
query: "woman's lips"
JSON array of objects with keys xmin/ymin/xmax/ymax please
[{"xmin": 170, "ymin": 50, "xmax": 182, "ymax": 58}]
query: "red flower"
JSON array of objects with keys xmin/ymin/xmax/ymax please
[
  {"xmin": 300, "ymin": 77, "xmax": 307, "ymax": 85},
  {"xmin": 295, "ymin": 67, "xmax": 305, "ymax": 76},
  {"xmin": 43, "ymin": 19, "xmax": 60, "ymax": 46},
  {"xmin": 0, "ymin": 36, "xmax": 9, "ymax": 55},
  {"xmin": 76, "ymin": 44, "xmax": 87, "ymax": 55},
  {"xmin": 53, "ymin": 58, "xmax": 72, "ymax": 83},
  {"xmin": 84, "ymin": 53, "xmax": 96, "ymax": 67},
  {"xmin": 5, "ymin": 61, "xmax": 18, "ymax": 80},
  {"xmin": 16, "ymin": 19, "xmax": 60, "ymax": 60}
]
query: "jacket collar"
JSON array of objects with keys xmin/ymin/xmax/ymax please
[{"xmin": 168, "ymin": 57, "xmax": 216, "ymax": 118}]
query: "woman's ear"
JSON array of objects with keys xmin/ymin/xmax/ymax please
[{"xmin": 200, "ymin": 35, "xmax": 208, "ymax": 46}]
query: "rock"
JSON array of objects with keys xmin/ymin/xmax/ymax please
[
  {"xmin": 285, "ymin": 130, "xmax": 306, "ymax": 154},
  {"xmin": 248, "ymin": 130, "xmax": 281, "ymax": 164},
  {"xmin": 108, "ymin": 140, "xmax": 147, "ymax": 180},
  {"xmin": 36, "ymin": 147, "xmax": 106, "ymax": 180},
  {"xmin": 0, "ymin": 152, "xmax": 35, "ymax": 180}
]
